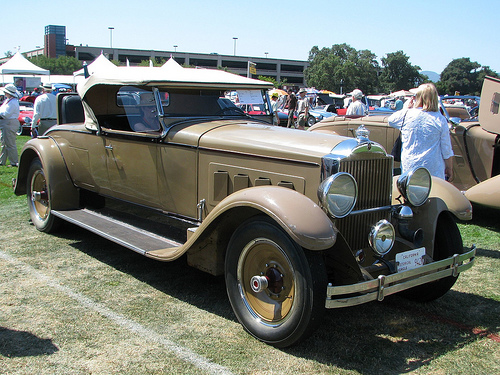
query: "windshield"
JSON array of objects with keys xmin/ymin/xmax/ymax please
[
  {"xmin": 116, "ymin": 86, "xmax": 270, "ymax": 133},
  {"xmin": 159, "ymin": 88, "xmax": 269, "ymax": 117}
]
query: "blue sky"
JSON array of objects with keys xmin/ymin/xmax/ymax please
[{"xmin": 3, "ymin": 0, "xmax": 498, "ymax": 75}]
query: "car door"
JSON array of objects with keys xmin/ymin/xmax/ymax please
[{"xmin": 103, "ymin": 135, "xmax": 161, "ymax": 208}]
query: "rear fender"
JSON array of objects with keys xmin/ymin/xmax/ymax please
[{"xmin": 14, "ymin": 137, "xmax": 80, "ymax": 210}]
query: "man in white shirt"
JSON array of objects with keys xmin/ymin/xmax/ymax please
[
  {"xmin": 346, "ymin": 89, "xmax": 367, "ymax": 116},
  {"xmin": 296, "ymin": 88, "xmax": 309, "ymax": 130},
  {"xmin": 270, "ymin": 93, "xmax": 280, "ymax": 125},
  {"xmin": 0, "ymin": 84, "xmax": 20, "ymax": 166},
  {"xmin": 32, "ymin": 83, "xmax": 57, "ymax": 136}
]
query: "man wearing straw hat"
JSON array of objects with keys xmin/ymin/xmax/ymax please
[
  {"xmin": 32, "ymin": 83, "xmax": 57, "ymax": 136},
  {"xmin": 0, "ymin": 84, "xmax": 20, "ymax": 167}
]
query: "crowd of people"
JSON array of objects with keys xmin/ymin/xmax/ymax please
[{"xmin": 281, "ymin": 83, "xmax": 454, "ymax": 181}]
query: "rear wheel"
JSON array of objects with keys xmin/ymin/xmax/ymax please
[
  {"xmin": 27, "ymin": 158, "xmax": 61, "ymax": 233},
  {"xmin": 402, "ymin": 212, "xmax": 463, "ymax": 302},
  {"xmin": 225, "ymin": 216, "xmax": 327, "ymax": 347}
]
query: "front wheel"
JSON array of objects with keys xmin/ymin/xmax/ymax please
[
  {"xmin": 401, "ymin": 212, "xmax": 463, "ymax": 302},
  {"xmin": 225, "ymin": 216, "xmax": 327, "ymax": 347},
  {"xmin": 307, "ymin": 115, "xmax": 316, "ymax": 126},
  {"xmin": 27, "ymin": 158, "xmax": 61, "ymax": 233}
]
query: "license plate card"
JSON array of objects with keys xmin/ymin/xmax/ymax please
[{"xmin": 396, "ymin": 247, "xmax": 426, "ymax": 272}]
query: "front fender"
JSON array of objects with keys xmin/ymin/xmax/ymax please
[
  {"xmin": 429, "ymin": 177, "xmax": 472, "ymax": 221},
  {"xmin": 14, "ymin": 137, "xmax": 79, "ymax": 210},
  {"xmin": 202, "ymin": 186, "xmax": 337, "ymax": 251}
]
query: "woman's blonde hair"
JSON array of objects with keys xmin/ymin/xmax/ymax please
[{"xmin": 414, "ymin": 83, "xmax": 439, "ymax": 112}]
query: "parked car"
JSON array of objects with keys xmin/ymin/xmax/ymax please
[
  {"xmin": 307, "ymin": 105, "xmax": 336, "ymax": 126},
  {"xmin": 441, "ymin": 95, "xmax": 480, "ymax": 120},
  {"xmin": 237, "ymin": 103, "xmax": 266, "ymax": 115},
  {"xmin": 14, "ymin": 61, "xmax": 475, "ymax": 347},
  {"xmin": 17, "ymin": 100, "xmax": 34, "ymax": 135},
  {"xmin": 278, "ymin": 102, "xmax": 334, "ymax": 127},
  {"xmin": 309, "ymin": 76, "xmax": 500, "ymax": 209}
]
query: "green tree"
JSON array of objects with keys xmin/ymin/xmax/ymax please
[
  {"xmin": 30, "ymin": 55, "xmax": 82, "ymax": 75},
  {"xmin": 379, "ymin": 51, "xmax": 425, "ymax": 93},
  {"xmin": 4, "ymin": 51, "xmax": 13, "ymax": 58},
  {"xmin": 437, "ymin": 58, "xmax": 498, "ymax": 95},
  {"xmin": 305, "ymin": 44, "xmax": 380, "ymax": 94},
  {"xmin": 139, "ymin": 58, "xmax": 167, "ymax": 67},
  {"xmin": 257, "ymin": 75, "xmax": 288, "ymax": 88}
]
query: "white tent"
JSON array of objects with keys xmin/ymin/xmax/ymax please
[
  {"xmin": 0, "ymin": 51, "xmax": 49, "ymax": 75},
  {"xmin": 161, "ymin": 57, "xmax": 183, "ymax": 71},
  {"xmin": 389, "ymin": 90, "xmax": 415, "ymax": 97},
  {"xmin": 73, "ymin": 53, "xmax": 116, "ymax": 76}
]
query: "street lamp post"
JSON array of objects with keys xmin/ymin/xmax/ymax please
[
  {"xmin": 108, "ymin": 27, "xmax": 114, "ymax": 48},
  {"xmin": 173, "ymin": 45, "xmax": 178, "ymax": 52},
  {"xmin": 265, "ymin": 52, "xmax": 268, "ymax": 58},
  {"xmin": 233, "ymin": 37, "xmax": 238, "ymax": 56}
]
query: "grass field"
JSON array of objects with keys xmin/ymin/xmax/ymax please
[{"xmin": 0, "ymin": 136, "xmax": 499, "ymax": 374}]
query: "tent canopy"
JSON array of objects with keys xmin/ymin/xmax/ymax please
[
  {"xmin": 0, "ymin": 51, "xmax": 49, "ymax": 75},
  {"xmin": 389, "ymin": 90, "xmax": 415, "ymax": 97},
  {"xmin": 73, "ymin": 53, "xmax": 116, "ymax": 76}
]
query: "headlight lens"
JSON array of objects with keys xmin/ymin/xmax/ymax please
[
  {"xmin": 318, "ymin": 172, "xmax": 357, "ymax": 218},
  {"xmin": 397, "ymin": 167, "xmax": 432, "ymax": 206},
  {"xmin": 369, "ymin": 219, "xmax": 395, "ymax": 255}
]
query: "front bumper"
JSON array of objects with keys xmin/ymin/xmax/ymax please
[{"xmin": 325, "ymin": 246, "xmax": 476, "ymax": 308}]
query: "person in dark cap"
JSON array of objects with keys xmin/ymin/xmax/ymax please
[
  {"xmin": 0, "ymin": 84, "xmax": 20, "ymax": 167},
  {"xmin": 32, "ymin": 83, "xmax": 57, "ymax": 136},
  {"xmin": 284, "ymin": 88, "xmax": 297, "ymax": 128}
]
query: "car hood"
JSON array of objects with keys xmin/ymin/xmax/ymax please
[
  {"xmin": 479, "ymin": 76, "xmax": 500, "ymax": 135},
  {"xmin": 169, "ymin": 120, "xmax": 347, "ymax": 163}
]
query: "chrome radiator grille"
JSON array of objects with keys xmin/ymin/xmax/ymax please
[
  {"xmin": 336, "ymin": 156, "xmax": 393, "ymax": 251},
  {"xmin": 339, "ymin": 157, "xmax": 393, "ymax": 210}
]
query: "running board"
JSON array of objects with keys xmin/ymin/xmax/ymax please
[{"xmin": 52, "ymin": 209, "xmax": 183, "ymax": 257}]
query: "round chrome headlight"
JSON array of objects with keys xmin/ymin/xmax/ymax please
[
  {"xmin": 397, "ymin": 167, "xmax": 432, "ymax": 207},
  {"xmin": 318, "ymin": 172, "xmax": 357, "ymax": 218},
  {"xmin": 369, "ymin": 219, "xmax": 395, "ymax": 255}
]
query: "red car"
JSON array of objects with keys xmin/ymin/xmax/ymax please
[{"xmin": 17, "ymin": 100, "xmax": 34, "ymax": 136}]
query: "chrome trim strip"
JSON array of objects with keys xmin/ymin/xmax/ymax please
[
  {"xmin": 325, "ymin": 246, "xmax": 476, "ymax": 308},
  {"xmin": 349, "ymin": 205, "xmax": 393, "ymax": 216}
]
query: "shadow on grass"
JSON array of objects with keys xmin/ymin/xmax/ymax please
[
  {"xmin": 0, "ymin": 327, "xmax": 59, "ymax": 358},
  {"xmin": 469, "ymin": 204, "xmax": 500, "ymax": 232},
  {"xmin": 476, "ymin": 247, "xmax": 500, "ymax": 259},
  {"xmin": 289, "ymin": 290, "xmax": 500, "ymax": 375},
  {"xmin": 57, "ymin": 224, "xmax": 498, "ymax": 375}
]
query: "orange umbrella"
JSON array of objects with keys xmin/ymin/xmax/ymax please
[{"xmin": 269, "ymin": 89, "xmax": 287, "ymax": 96}]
